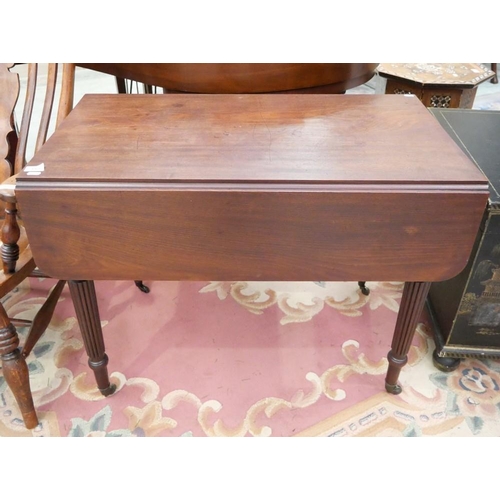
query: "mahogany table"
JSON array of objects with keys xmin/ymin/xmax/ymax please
[
  {"xmin": 15, "ymin": 93, "xmax": 489, "ymax": 427},
  {"xmin": 76, "ymin": 63, "xmax": 379, "ymax": 94}
]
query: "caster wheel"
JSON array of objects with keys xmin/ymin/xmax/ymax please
[
  {"xmin": 432, "ymin": 349, "xmax": 461, "ymax": 372},
  {"xmin": 134, "ymin": 281, "xmax": 150, "ymax": 293}
]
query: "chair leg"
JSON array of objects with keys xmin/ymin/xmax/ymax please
[
  {"xmin": 1, "ymin": 201, "xmax": 21, "ymax": 274},
  {"xmin": 21, "ymin": 280, "xmax": 66, "ymax": 358},
  {"xmin": 0, "ymin": 303, "xmax": 38, "ymax": 429}
]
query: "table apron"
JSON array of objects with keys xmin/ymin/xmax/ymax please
[{"xmin": 17, "ymin": 188, "xmax": 487, "ymax": 282}]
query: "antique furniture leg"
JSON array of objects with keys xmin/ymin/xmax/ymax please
[
  {"xmin": 0, "ymin": 303, "xmax": 38, "ymax": 428},
  {"xmin": 385, "ymin": 281, "xmax": 431, "ymax": 394},
  {"xmin": 358, "ymin": 281, "xmax": 370, "ymax": 296},
  {"xmin": 426, "ymin": 291, "xmax": 461, "ymax": 372},
  {"xmin": 1, "ymin": 201, "xmax": 20, "ymax": 273},
  {"xmin": 21, "ymin": 280, "xmax": 67, "ymax": 357},
  {"xmin": 68, "ymin": 280, "xmax": 116, "ymax": 396},
  {"xmin": 116, "ymin": 77, "xmax": 127, "ymax": 94},
  {"xmin": 134, "ymin": 280, "xmax": 150, "ymax": 293},
  {"xmin": 432, "ymin": 349, "xmax": 461, "ymax": 372}
]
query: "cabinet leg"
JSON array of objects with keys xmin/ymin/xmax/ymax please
[
  {"xmin": 0, "ymin": 304, "xmax": 38, "ymax": 429},
  {"xmin": 432, "ymin": 349, "xmax": 461, "ymax": 372},
  {"xmin": 385, "ymin": 281, "xmax": 431, "ymax": 394},
  {"xmin": 68, "ymin": 280, "xmax": 116, "ymax": 396}
]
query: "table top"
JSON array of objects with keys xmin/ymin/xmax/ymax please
[
  {"xmin": 377, "ymin": 63, "xmax": 495, "ymax": 88},
  {"xmin": 429, "ymin": 108, "xmax": 500, "ymax": 207},
  {"xmin": 76, "ymin": 63, "xmax": 379, "ymax": 94},
  {"xmin": 17, "ymin": 93, "xmax": 489, "ymax": 283},
  {"xmin": 19, "ymin": 93, "xmax": 486, "ymax": 189}
]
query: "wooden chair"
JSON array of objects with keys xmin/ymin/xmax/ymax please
[
  {"xmin": 1, "ymin": 63, "xmax": 151, "ymax": 430},
  {"xmin": 0, "ymin": 63, "xmax": 76, "ymax": 429}
]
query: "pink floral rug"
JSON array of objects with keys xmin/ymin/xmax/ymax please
[{"xmin": 1, "ymin": 277, "xmax": 500, "ymax": 437}]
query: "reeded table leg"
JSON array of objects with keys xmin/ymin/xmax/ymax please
[
  {"xmin": 69, "ymin": 280, "xmax": 116, "ymax": 396},
  {"xmin": 385, "ymin": 281, "xmax": 431, "ymax": 394},
  {"xmin": 0, "ymin": 304, "xmax": 38, "ymax": 429}
]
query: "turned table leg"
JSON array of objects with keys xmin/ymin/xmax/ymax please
[
  {"xmin": 0, "ymin": 304, "xmax": 38, "ymax": 429},
  {"xmin": 68, "ymin": 280, "xmax": 116, "ymax": 396},
  {"xmin": 385, "ymin": 281, "xmax": 431, "ymax": 394}
]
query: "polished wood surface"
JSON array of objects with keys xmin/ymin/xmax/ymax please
[
  {"xmin": 77, "ymin": 63, "xmax": 379, "ymax": 94},
  {"xmin": 15, "ymin": 93, "xmax": 489, "ymax": 411},
  {"xmin": 17, "ymin": 188, "xmax": 486, "ymax": 283},
  {"xmin": 22, "ymin": 94, "xmax": 486, "ymax": 184},
  {"xmin": 18, "ymin": 94, "xmax": 488, "ymax": 284}
]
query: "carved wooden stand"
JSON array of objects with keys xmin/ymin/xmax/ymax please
[{"xmin": 68, "ymin": 280, "xmax": 115, "ymax": 396}]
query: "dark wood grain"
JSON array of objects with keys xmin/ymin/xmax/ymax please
[
  {"xmin": 77, "ymin": 63, "xmax": 379, "ymax": 94},
  {"xmin": 22, "ymin": 94, "xmax": 486, "ymax": 184},
  {"xmin": 18, "ymin": 188, "xmax": 487, "ymax": 283}
]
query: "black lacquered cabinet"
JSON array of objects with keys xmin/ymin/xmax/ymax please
[{"xmin": 428, "ymin": 108, "xmax": 500, "ymax": 370}]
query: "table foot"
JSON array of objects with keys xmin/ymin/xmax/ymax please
[
  {"xmin": 0, "ymin": 306, "xmax": 38, "ymax": 429},
  {"xmin": 432, "ymin": 349, "xmax": 461, "ymax": 372},
  {"xmin": 385, "ymin": 382, "xmax": 402, "ymax": 395},
  {"xmin": 99, "ymin": 383, "xmax": 117, "ymax": 397},
  {"xmin": 358, "ymin": 281, "xmax": 370, "ymax": 296},
  {"xmin": 385, "ymin": 281, "xmax": 431, "ymax": 394},
  {"xmin": 69, "ymin": 280, "xmax": 113, "ymax": 395},
  {"xmin": 134, "ymin": 280, "xmax": 150, "ymax": 293}
]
